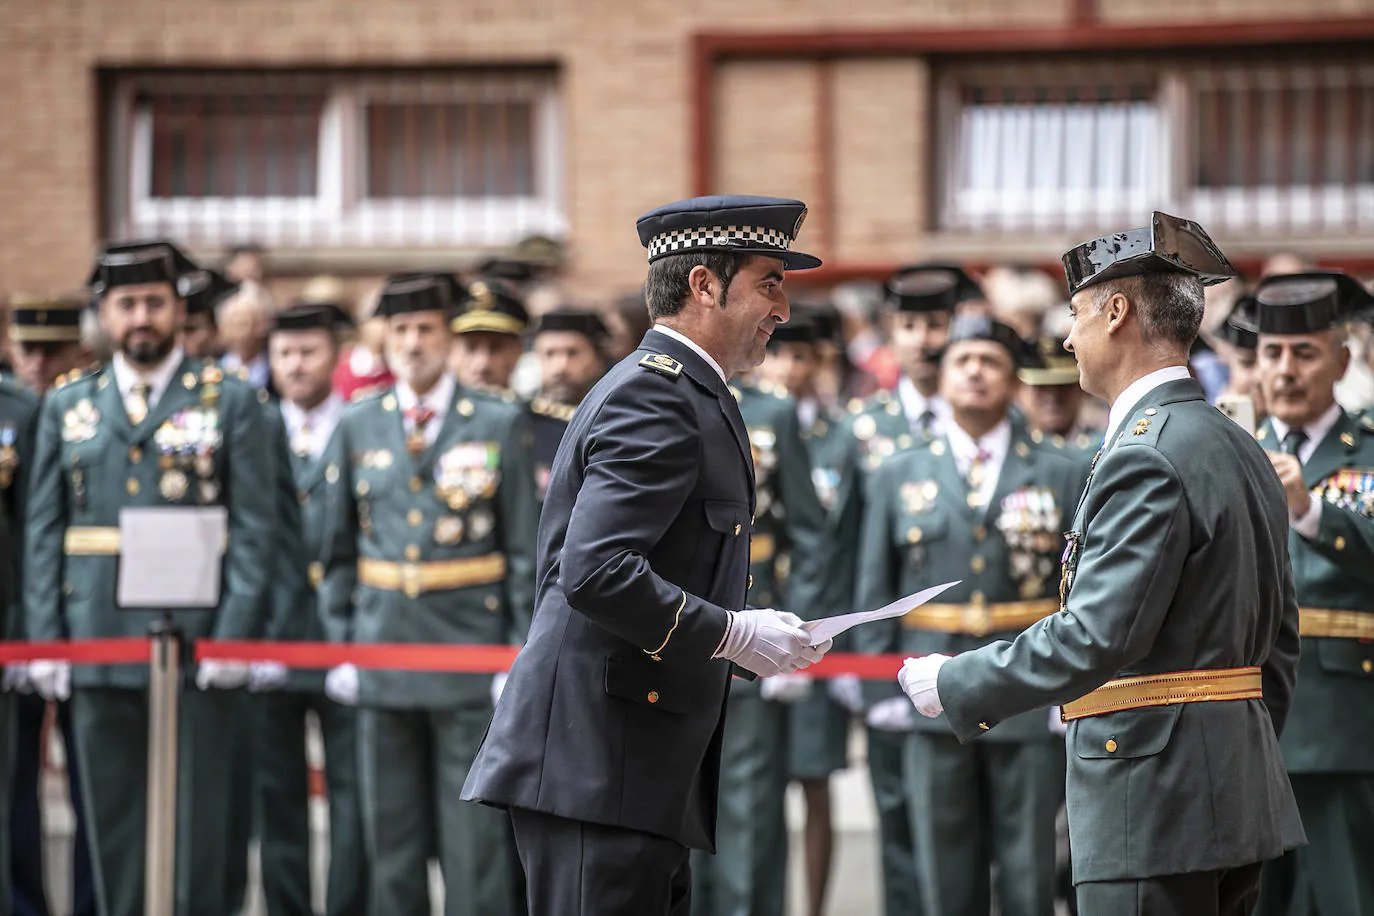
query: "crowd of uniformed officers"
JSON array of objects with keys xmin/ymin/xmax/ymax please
[{"xmin": 0, "ymin": 232, "xmax": 1370, "ymax": 916}]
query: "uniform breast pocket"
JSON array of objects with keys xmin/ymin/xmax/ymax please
[
  {"xmin": 62, "ymin": 445, "xmax": 107, "ymax": 510},
  {"xmin": 894, "ymin": 511, "xmax": 948, "ymax": 568},
  {"xmin": 604, "ymin": 655, "xmax": 690, "ymax": 714},
  {"xmin": 700, "ymin": 499, "xmax": 750, "ymax": 605},
  {"xmin": 1072, "ymin": 705, "xmax": 1182, "ymax": 760}
]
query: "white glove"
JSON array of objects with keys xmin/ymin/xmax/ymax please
[
  {"xmin": 325, "ymin": 664, "xmax": 359, "ymax": 706},
  {"xmin": 899, "ymin": 654, "xmax": 951, "ymax": 718},
  {"xmin": 490, "ymin": 672, "xmax": 509, "ymax": 707},
  {"xmin": 827, "ymin": 674, "xmax": 864, "ymax": 713},
  {"xmin": 1048, "ymin": 707, "xmax": 1067, "ymax": 736},
  {"xmin": 2, "ymin": 664, "xmax": 33, "ymax": 694},
  {"xmin": 713, "ymin": 608, "xmax": 832, "ymax": 678},
  {"xmin": 195, "ymin": 660, "xmax": 252, "ymax": 691},
  {"xmin": 28, "ymin": 660, "xmax": 71, "ymax": 702},
  {"xmin": 865, "ymin": 696, "xmax": 915, "ymax": 732},
  {"xmin": 760, "ymin": 673, "xmax": 812, "ymax": 703},
  {"xmin": 248, "ymin": 661, "xmax": 289, "ymax": 693}
]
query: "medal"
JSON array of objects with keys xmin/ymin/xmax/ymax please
[
  {"xmin": 434, "ymin": 515, "xmax": 464, "ymax": 546},
  {"xmin": 195, "ymin": 453, "xmax": 215, "ymax": 478},
  {"xmin": 468, "ymin": 508, "xmax": 494, "ymax": 541},
  {"xmin": 160, "ymin": 469, "xmax": 189, "ymax": 501},
  {"xmin": 198, "ymin": 480, "xmax": 220, "ymax": 503}
]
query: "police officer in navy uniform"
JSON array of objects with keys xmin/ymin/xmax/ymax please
[
  {"xmin": 463, "ymin": 195, "xmax": 835, "ymax": 916},
  {"xmin": 526, "ymin": 309, "xmax": 610, "ymax": 502}
]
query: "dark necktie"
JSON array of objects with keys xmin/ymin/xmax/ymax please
[{"xmin": 1281, "ymin": 429, "xmax": 1308, "ymax": 462}]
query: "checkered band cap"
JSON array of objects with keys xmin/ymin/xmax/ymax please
[{"xmin": 646, "ymin": 224, "xmax": 794, "ymax": 261}]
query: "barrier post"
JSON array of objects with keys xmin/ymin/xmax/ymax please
[{"xmin": 144, "ymin": 616, "xmax": 180, "ymax": 916}]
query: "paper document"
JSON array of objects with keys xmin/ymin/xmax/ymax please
[
  {"xmin": 802, "ymin": 580, "xmax": 962, "ymax": 646},
  {"xmin": 117, "ymin": 507, "xmax": 228, "ymax": 609}
]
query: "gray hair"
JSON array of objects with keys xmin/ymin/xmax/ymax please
[
  {"xmin": 1091, "ymin": 272, "xmax": 1204, "ymax": 350},
  {"xmin": 644, "ymin": 251, "xmax": 747, "ymax": 320}
]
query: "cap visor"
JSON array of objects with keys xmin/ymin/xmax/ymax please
[{"xmin": 736, "ymin": 248, "xmax": 821, "ymax": 270}]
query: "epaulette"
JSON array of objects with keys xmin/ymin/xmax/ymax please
[
  {"xmin": 639, "ymin": 353, "xmax": 683, "ymax": 378},
  {"xmin": 530, "ymin": 397, "xmax": 576, "ymax": 422},
  {"xmin": 54, "ymin": 364, "xmax": 99, "ymax": 391},
  {"xmin": 350, "ymin": 384, "xmax": 384, "ymax": 403},
  {"xmin": 1117, "ymin": 406, "xmax": 1168, "ymax": 448},
  {"xmin": 1360, "ymin": 413, "xmax": 1374, "ymax": 434}
]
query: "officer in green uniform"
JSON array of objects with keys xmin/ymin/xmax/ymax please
[
  {"xmin": 526, "ymin": 309, "xmax": 610, "ymax": 502},
  {"xmin": 758, "ymin": 311, "xmax": 859, "ymax": 916},
  {"xmin": 320, "ymin": 271, "xmax": 538, "ymax": 916},
  {"xmin": 0, "ymin": 370, "xmax": 39, "ymax": 916},
  {"xmin": 690, "ymin": 371, "xmax": 828, "ymax": 916},
  {"xmin": 1251, "ymin": 271, "xmax": 1374, "ymax": 916},
  {"xmin": 1018, "ymin": 335, "xmax": 1100, "ymax": 459},
  {"xmin": 449, "ymin": 277, "xmax": 528, "ymax": 393},
  {"xmin": 23, "ymin": 240, "xmax": 278, "ymax": 916},
  {"xmin": 857, "ymin": 316, "xmax": 1083, "ymax": 915},
  {"xmin": 178, "ymin": 267, "xmax": 237, "ymax": 361},
  {"xmin": 245, "ymin": 303, "xmax": 368, "ymax": 916},
  {"xmin": 1214, "ymin": 294, "xmax": 1265, "ymax": 421}
]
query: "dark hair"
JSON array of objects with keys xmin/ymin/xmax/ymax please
[
  {"xmin": 644, "ymin": 251, "xmax": 747, "ymax": 320},
  {"xmin": 1091, "ymin": 272, "xmax": 1204, "ymax": 349}
]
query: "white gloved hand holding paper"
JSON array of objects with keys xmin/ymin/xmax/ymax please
[
  {"xmin": 714, "ymin": 609, "xmax": 832, "ymax": 678},
  {"xmin": 28, "ymin": 660, "xmax": 71, "ymax": 702},
  {"xmin": 196, "ymin": 660, "xmax": 252, "ymax": 691},
  {"xmin": 491, "ymin": 672, "xmax": 509, "ymax": 707},
  {"xmin": 899, "ymin": 654, "xmax": 950, "ymax": 718},
  {"xmin": 865, "ymin": 695, "xmax": 915, "ymax": 732},
  {"xmin": 248, "ymin": 661, "xmax": 289, "ymax": 693},
  {"xmin": 325, "ymin": 664, "xmax": 359, "ymax": 706},
  {"xmin": 760, "ymin": 673, "xmax": 812, "ymax": 703}
]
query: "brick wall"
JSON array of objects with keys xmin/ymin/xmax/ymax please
[{"xmin": 2, "ymin": 0, "xmax": 1372, "ymax": 301}]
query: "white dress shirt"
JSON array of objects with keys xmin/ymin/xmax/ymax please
[
  {"xmin": 396, "ymin": 373, "xmax": 456, "ymax": 449},
  {"xmin": 1270, "ymin": 401, "xmax": 1343, "ymax": 537},
  {"xmin": 280, "ymin": 394, "xmax": 344, "ymax": 460},
  {"xmin": 113, "ymin": 347, "xmax": 186, "ymax": 417},
  {"xmin": 945, "ymin": 416, "xmax": 1012, "ymax": 507},
  {"xmin": 221, "ymin": 351, "xmax": 271, "ymax": 390},
  {"xmin": 898, "ymin": 376, "xmax": 949, "ymax": 438},
  {"xmin": 1103, "ymin": 365, "xmax": 1193, "ymax": 448},
  {"xmin": 653, "ymin": 324, "xmax": 727, "ymax": 383}
]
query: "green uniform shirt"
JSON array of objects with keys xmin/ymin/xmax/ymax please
[{"xmin": 0, "ymin": 374, "xmax": 38, "ymax": 638}]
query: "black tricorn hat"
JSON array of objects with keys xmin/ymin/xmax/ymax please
[
  {"xmin": 88, "ymin": 239, "xmax": 199, "ymax": 297},
  {"xmin": 1216, "ymin": 294, "xmax": 1259, "ymax": 351},
  {"xmin": 943, "ymin": 314, "xmax": 1040, "ymax": 369},
  {"xmin": 377, "ymin": 272, "xmax": 470, "ymax": 319},
  {"xmin": 533, "ymin": 308, "xmax": 609, "ymax": 343},
  {"xmin": 271, "ymin": 302, "xmax": 354, "ymax": 335},
  {"xmin": 452, "ymin": 278, "xmax": 529, "ymax": 336},
  {"xmin": 884, "ymin": 264, "xmax": 981, "ymax": 313},
  {"xmin": 1061, "ymin": 212, "xmax": 1236, "ymax": 297},
  {"xmin": 1254, "ymin": 271, "xmax": 1374, "ymax": 335},
  {"xmin": 636, "ymin": 195, "xmax": 821, "ymax": 271},
  {"xmin": 767, "ymin": 306, "xmax": 823, "ymax": 347},
  {"xmin": 179, "ymin": 269, "xmax": 240, "ymax": 318}
]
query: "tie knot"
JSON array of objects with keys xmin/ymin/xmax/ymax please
[
  {"xmin": 132, "ymin": 381, "xmax": 151, "ymax": 397},
  {"xmin": 1282, "ymin": 429, "xmax": 1308, "ymax": 457},
  {"xmin": 406, "ymin": 405, "xmax": 436, "ymax": 428}
]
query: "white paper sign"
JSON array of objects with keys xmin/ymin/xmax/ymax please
[
  {"xmin": 116, "ymin": 507, "xmax": 227, "ymax": 609},
  {"xmin": 802, "ymin": 580, "xmax": 962, "ymax": 646}
]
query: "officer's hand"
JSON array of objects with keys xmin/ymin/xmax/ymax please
[
  {"xmin": 865, "ymin": 696, "xmax": 915, "ymax": 732},
  {"xmin": 325, "ymin": 664, "xmax": 359, "ymax": 706},
  {"xmin": 195, "ymin": 660, "xmax": 252, "ymax": 691},
  {"xmin": 1267, "ymin": 452, "xmax": 1312, "ymax": 519},
  {"xmin": 899, "ymin": 654, "xmax": 950, "ymax": 718},
  {"xmin": 714, "ymin": 609, "xmax": 827, "ymax": 678},
  {"xmin": 2, "ymin": 664, "xmax": 33, "ymax": 694},
  {"xmin": 28, "ymin": 660, "xmax": 71, "ymax": 702},
  {"xmin": 248, "ymin": 661, "xmax": 289, "ymax": 693},
  {"xmin": 490, "ymin": 672, "xmax": 509, "ymax": 708},
  {"xmin": 827, "ymin": 675, "xmax": 864, "ymax": 713},
  {"xmin": 760, "ymin": 673, "xmax": 812, "ymax": 703}
]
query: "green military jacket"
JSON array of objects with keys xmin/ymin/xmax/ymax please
[
  {"xmin": 939, "ymin": 378, "xmax": 1304, "ymax": 882},
  {"xmin": 24, "ymin": 358, "xmax": 277, "ymax": 687},
  {"xmin": 320, "ymin": 380, "xmax": 538, "ymax": 709},
  {"xmin": 801, "ymin": 402, "xmax": 863, "ymax": 617},
  {"xmin": 733, "ymin": 379, "xmax": 827, "ymax": 622},
  {"xmin": 0, "ymin": 374, "xmax": 39, "ymax": 638},
  {"xmin": 854, "ymin": 414, "xmax": 1086, "ymax": 741},
  {"xmin": 1257, "ymin": 410, "xmax": 1374, "ymax": 773},
  {"xmin": 847, "ymin": 388, "xmax": 929, "ymax": 471}
]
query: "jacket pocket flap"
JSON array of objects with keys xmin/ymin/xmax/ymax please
[
  {"xmin": 604, "ymin": 655, "xmax": 689, "ymax": 714},
  {"xmin": 1073, "ymin": 704, "xmax": 1182, "ymax": 759},
  {"xmin": 703, "ymin": 499, "xmax": 749, "ymax": 536},
  {"xmin": 1316, "ymin": 639, "xmax": 1374, "ymax": 679}
]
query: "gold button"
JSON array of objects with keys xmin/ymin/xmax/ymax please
[
  {"xmin": 126, "ymin": 478, "xmax": 140, "ymax": 496},
  {"xmin": 734, "ymin": 524, "xmax": 742, "ymax": 536},
  {"xmin": 129, "ymin": 447, "xmax": 142, "ymax": 464},
  {"xmin": 970, "ymin": 591, "xmax": 986, "ymax": 607},
  {"xmin": 1335, "ymin": 536, "xmax": 1347, "ymax": 551},
  {"xmin": 485, "ymin": 595, "xmax": 500, "ymax": 612},
  {"xmin": 1363, "ymin": 659, "xmax": 1372, "ymax": 674},
  {"xmin": 409, "ymin": 477, "xmax": 423, "ymax": 493},
  {"xmin": 326, "ymin": 464, "xmax": 340, "ymax": 484},
  {"xmin": 1105, "ymin": 738, "xmax": 1118, "ymax": 753},
  {"xmin": 457, "ymin": 399, "xmax": 475, "ymax": 417},
  {"xmin": 405, "ymin": 544, "xmax": 421, "ymax": 561},
  {"xmin": 1144, "ymin": 408, "xmax": 1157, "ymax": 416},
  {"xmin": 970, "ymin": 556, "xmax": 986, "ymax": 574},
  {"xmin": 408, "ymin": 509, "xmax": 423, "ymax": 527},
  {"xmin": 647, "ymin": 691, "xmax": 660, "ymax": 704},
  {"xmin": 973, "ymin": 526, "xmax": 986, "ymax": 542},
  {"xmin": 978, "ymin": 722, "xmax": 989, "ymax": 730},
  {"xmin": 356, "ymin": 480, "xmax": 369, "ymax": 496},
  {"xmin": 907, "ymin": 527, "xmax": 922, "ymax": 544}
]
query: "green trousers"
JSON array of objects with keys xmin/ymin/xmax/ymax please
[
  {"xmin": 69, "ymin": 687, "xmax": 238, "ymax": 916},
  {"xmin": 256, "ymin": 691, "xmax": 368, "ymax": 916},
  {"xmin": 690, "ymin": 688, "xmax": 789, "ymax": 916},
  {"xmin": 358, "ymin": 704, "xmax": 513, "ymax": 916},
  {"xmin": 0, "ymin": 695, "xmax": 13, "ymax": 916},
  {"xmin": 223, "ymin": 693, "xmax": 255, "ymax": 913},
  {"xmin": 1254, "ymin": 773, "xmax": 1374, "ymax": 916},
  {"xmin": 866, "ymin": 726, "xmax": 923, "ymax": 916},
  {"xmin": 904, "ymin": 731, "xmax": 1065, "ymax": 916}
]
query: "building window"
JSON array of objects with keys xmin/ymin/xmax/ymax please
[{"xmin": 106, "ymin": 69, "xmax": 565, "ymax": 251}]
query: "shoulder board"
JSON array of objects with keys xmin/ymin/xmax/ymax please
[
  {"xmin": 55, "ymin": 365, "xmax": 99, "ymax": 390},
  {"xmin": 530, "ymin": 397, "xmax": 576, "ymax": 422},
  {"xmin": 639, "ymin": 353, "xmax": 683, "ymax": 378},
  {"xmin": 1117, "ymin": 405, "xmax": 1169, "ymax": 448},
  {"xmin": 350, "ymin": 384, "xmax": 384, "ymax": 403},
  {"xmin": 1360, "ymin": 413, "xmax": 1374, "ymax": 434}
]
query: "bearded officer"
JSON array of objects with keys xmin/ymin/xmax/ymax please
[
  {"xmin": 1250, "ymin": 271, "xmax": 1374, "ymax": 916},
  {"xmin": 320, "ymin": 271, "xmax": 537, "ymax": 916},
  {"xmin": 462, "ymin": 195, "xmax": 833, "ymax": 916},
  {"xmin": 900, "ymin": 212, "xmax": 1305, "ymax": 916},
  {"xmin": 23, "ymin": 240, "xmax": 277, "ymax": 916},
  {"xmin": 858, "ymin": 316, "xmax": 1084, "ymax": 916},
  {"xmin": 526, "ymin": 308, "xmax": 610, "ymax": 502}
]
